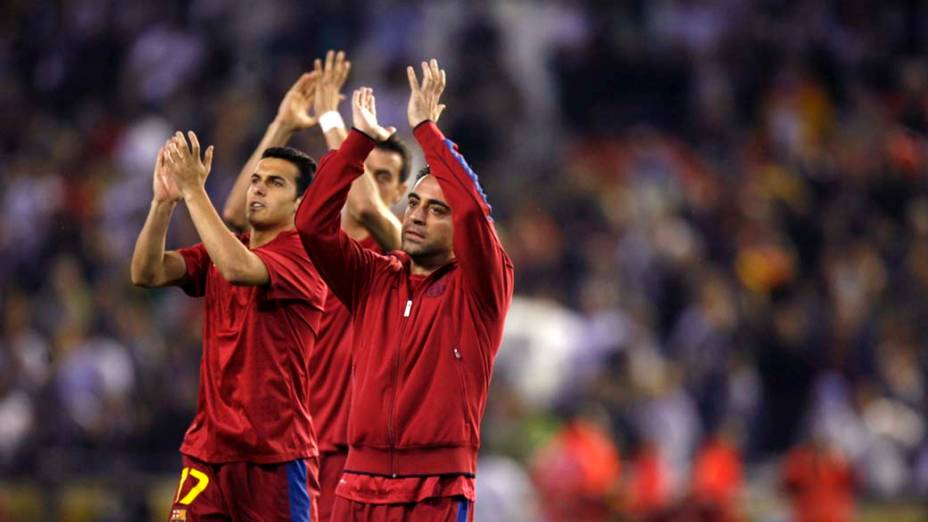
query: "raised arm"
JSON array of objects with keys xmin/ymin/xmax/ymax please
[
  {"xmin": 313, "ymin": 50, "xmax": 402, "ymax": 251},
  {"xmin": 344, "ymin": 168, "xmax": 403, "ymax": 250},
  {"xmin": 222, "ymin": 71, "xmax": 319, "ymax": 229},
  {"xmin": 407, "ymin": 59, "xmax": 513, "ymax": 314},
  {"xmin": 295, "ymin": 88, "xmax": 394, "ymax": 306},
  {"xmin": 165, "ymin": 131, "xmax": 270, "ymax": 286},
  {"xmin": 130, "ymin": 145, "xmax": 190, "ymax": 288},
  {"xmin": 313, "ymin": 50, "xmax": 351, "ymax": 151}
]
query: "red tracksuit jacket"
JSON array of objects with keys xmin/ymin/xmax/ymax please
[{"xmin": 295, "ymin": 122, "xmax": 514, "ymax": 478}]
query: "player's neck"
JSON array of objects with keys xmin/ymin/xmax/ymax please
[
  {"xmin": 410, "ymin": 251, "xmax": 454, "ymax": 277},
  {"xmin": 249, "ymin": 221, "xmax": 293, "ymax": 249}
]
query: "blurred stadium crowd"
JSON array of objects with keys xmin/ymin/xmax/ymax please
[{"xmin": 2, "ymin": 1, "xmax": 928, "ymax": 520}]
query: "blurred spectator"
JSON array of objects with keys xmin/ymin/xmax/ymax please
[
  {"xmin": 691, "ymin": 429, "xmax": 744, "ymax": 522},
  {"xmin": 781, "ymin": 438, "xmax": 855, "ymax": 522},
  {"xmin": 529, "ymin": 415, "xmax": 622, "ymax": 522},
  {"xmin": 627, "ymin": 441, "xmax": 668, "ymax": 518},
  {"xmin": 475, "ymin": 455, "xmax": 541, "ymax": 522}
]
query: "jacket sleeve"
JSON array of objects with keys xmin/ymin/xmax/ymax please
[
  {"xmin": 295, "ymin": 129, "xmax": 379, "ymax": 309},
  {"xmin": 413, "ymin": 121, "xmax": 514, "ymax": 316},
  {"xmin": 176, "ymin": 242, "xmax": 211, "ymax": 297}
]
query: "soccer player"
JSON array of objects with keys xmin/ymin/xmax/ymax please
[
  {"xmin": 220, "ymin": 50, "xmax": 412, "ymax": 522},
  {"xmin": 295, "ymin": 59, "xmax": 514, "ymax": 521},
  {"xmin": 130, "ymin": 129, "xmax": 324, "ymax": 521}
]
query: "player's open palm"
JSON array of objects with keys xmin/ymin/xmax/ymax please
[
  {"xmin": 314, "ymin": 50, "xmax": 351, "ymax": 115},
  {"xmin": 407, "ymin": 58, "xmax": 447, "ymax": 128},
  {"xmin": 277, "ymin": 71, "xmax": 319, "ymax": 132},
  {"xmin": 152, "ymin": 146, "xmax": 182, "ymax": 204},
  {"xmin": 164, "ymin": 131, "xmax": 214, "ymax": 197},
  {"xmin": 351, "ymin": 87, "xmax": 395, "ymax": 142}
]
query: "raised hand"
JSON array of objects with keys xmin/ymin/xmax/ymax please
[
  {"xmin": 314, "ymin": 49, "xmax": 351, "ymax": 116},
  {"xmin": 163, "ymin": 131, "xmax": 215, "ymax": 197},
  {"xmin": 276, "ymin": 71, "xmax": 320, "ymax": 132},
  {"xmin": 152, "ymin": 146, "xmax": 183, "ymax": 204},
  {"xmin": 351, "ymin": 87, "xmax": 396, "ymax": 142},
  {"xmin": 406, "ymin": 58, "xmax": 447, "ymax": 128}
]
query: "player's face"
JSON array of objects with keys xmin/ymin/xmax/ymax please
[
  {"xmin": 246, "ymin": 158, "xmax": 302, "ymax": 230},
  {"xmin": 364, "ymin": 148, "xmax": 406, "ymax": 206},
  {"xmin": 401, "ymin": 175, "xmax": 453, "ymax": 258}
]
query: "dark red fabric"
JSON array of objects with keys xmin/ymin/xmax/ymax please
[
  {"xmin": 177, "ymin": 229, "xmax": 326, "ymax": 463},
  {"xmin": 330, "ymin": 495, "xmax": 473, "ymax": 522},
  {"xmin": 335, "ymin": 473, "xmax": 476, "ymax": 504},
  {"xmin": 318, "ymin": 449, "xmax": 348, "ymax": 522},
  {"xmin": 692, "ymin": 436, "xmax": 742, "ymax": 521},
  {"xmin": 629, "ymin": 444, "xmax": 667, "ymax": 516},
  {"xmin": 782, "ymin": 445, "xmax": 855, "ymax": 522},
  {"xmin": 168, "ymin": 454, "xmax": 320, "ymax": 522},
  {"xmin": 311, "ymin": 235, "xmax": 381, "ymax": 453},
  {"xmin": 295, "ymin": 127, "xmax": 514, "ymax": 479},
  {"xmin": 313, "ymin": 235, "xmax": 378, "ymax": 520}
]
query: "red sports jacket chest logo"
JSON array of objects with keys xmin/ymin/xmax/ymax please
[{"xmin": 425, "ymin": 281, "xmax": 447, "ymax": 297}]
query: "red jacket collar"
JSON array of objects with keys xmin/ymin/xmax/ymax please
[{"xmin": 392, "ymin": 250, "xmax": 458, "ymax": 282}]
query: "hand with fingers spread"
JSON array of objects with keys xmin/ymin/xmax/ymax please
[
  {"xmin": 152, "ymin": 146, "xmax": 183, "ymax": 204},
  {"xmin": 406, "ymin": 58, "xmax": 447, "ymax": 128},
  {"xmin": 275, "ymin": 71, "xmax": 320, "ymax": 132},
  {"xmin": 351, "ymin": 87, "xmax": 396, "ymax": 142},
  {"xmin": 314, "ymin": 49, "xmax": 351, "ymax": 117},
  {"xmin": 163, "ymin": 131, "xmax": 215, "ymax": 198}
]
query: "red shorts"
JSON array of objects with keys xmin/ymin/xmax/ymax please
[
  {"xmin": 318, "ymin": 450, "xmax": 348, "ymax": 522},
  {"xmin": 168, "ymin": 454, "xmax": 320, "ymax": 522},
  {"xmin": 330, "ymin": 496, "xmax": 473, "ymax": 522}
]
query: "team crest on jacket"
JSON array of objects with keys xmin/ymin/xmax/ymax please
[
  {"xmin": 170, "ymin": 508, "xmax": 187, "ymax": 521},
  {"xmin": 425, "ymin": 282, "xmax": 447, "ymax": 297}
]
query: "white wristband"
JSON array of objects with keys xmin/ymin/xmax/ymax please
[{"xmin": 319, "ymin": 111, "xmax": 346, "ymax": 133}]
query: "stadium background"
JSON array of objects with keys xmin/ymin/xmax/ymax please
[{"xmin": 1, "ymin": 1, "xmax": 927, "ymax": 520}]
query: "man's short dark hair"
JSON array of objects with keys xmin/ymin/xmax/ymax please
[
  {"xmin": 375, "ymin": 136, "xmax": 411, "ymax": 183},
  {"xmin": 261, "ymin": 146, "xmax": 317, "ymax": 196},
  {"xmin": 416, "ymin": 165, "xmax": 430, "ymax": 181}
]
